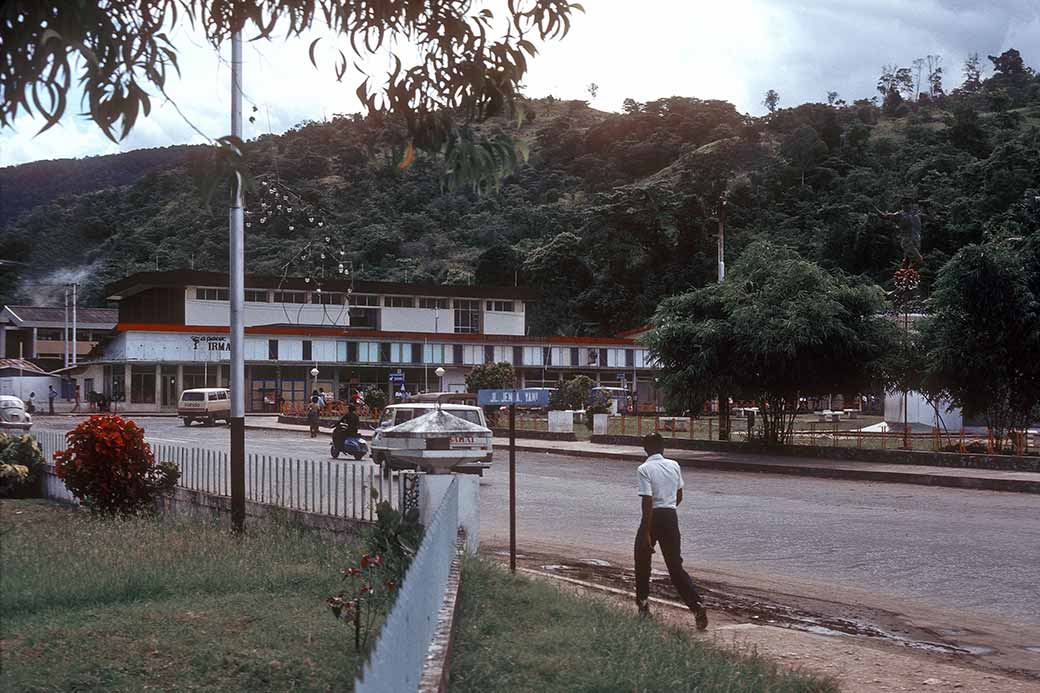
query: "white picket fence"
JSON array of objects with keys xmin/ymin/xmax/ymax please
[
  {"xmin": 356, "ymin": 477, "xmax": 460, "ymax": 693},
  {"xmin": 30, "ymin": 431, "xmax": 406, "ymax": 518}
]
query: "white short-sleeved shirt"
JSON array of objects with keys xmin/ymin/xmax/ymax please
[{"xmin": 637, "ymin": 453, "xmax": 684, "ymax": 509}]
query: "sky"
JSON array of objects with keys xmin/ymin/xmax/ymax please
[{"xmin": 2, "ymin": 0, "xmax": 1040, "ymax": 167}]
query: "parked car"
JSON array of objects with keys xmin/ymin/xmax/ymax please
[
  {"xmin": 178, "ymin": 388, "xmax": 231, "ymax": 426},
  {"xmin": 371, "ymin": 400, "xmax": 493, "ymax": 476},
  {"xmin": 0, "ymin": 396, "xmax": 32, "ymax": 431}
]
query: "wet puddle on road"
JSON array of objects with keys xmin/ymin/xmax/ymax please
[{"xmin": 530, "ymin": 555, "xmax": 974, "ymax": 656}]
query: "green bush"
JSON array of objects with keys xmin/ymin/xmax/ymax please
[{"xmin": 0, "ymin": 434, "xmax": 44, "ymax": 498}]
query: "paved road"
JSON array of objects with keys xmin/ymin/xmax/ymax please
[
  {"xmin": 479, "ymin": 452, "xmax": 1040, "ymax": 631},
  {"xmin": 36, "ymin": 416, "xmax": 1040, "ymax": 630}
]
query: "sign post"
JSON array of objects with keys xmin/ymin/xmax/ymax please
[{"xmin": 478, "ymin": 388, "xmax": 551, "ymax": 572}]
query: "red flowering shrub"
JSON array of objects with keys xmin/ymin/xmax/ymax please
[{"xmin": 54, "ymin": 415, "xmax": 179, "ymax": 515}]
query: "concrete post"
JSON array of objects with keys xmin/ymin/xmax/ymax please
[
  {"xmin": 123, "ymin": 363, "xmax": 132, "ymax": 407},
  {"xmin": 31, "ymin": 327, "xmax": 38, "ymax": 359},
  {"xmin": 175, "ymin": 364, "xmax": 184, "ymax": 401},
  {"xmin": 154, "ymin": 363, "xmax": 162, "ymax": 412},
  {"xmin": 0, "ymin": 325, "xmax": 6, "ymax": 359}
]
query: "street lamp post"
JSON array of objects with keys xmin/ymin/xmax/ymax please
[
  {"xmin": 311, "ymin": 366, "xmax": 320, "ymax": 396},
  {"xmin": 228, "ymin": 30, "xmax": 246, "ymax": 533},
  {"xmin": 435, "ymin": 366, "xmax": 445, "ymax": 392}
]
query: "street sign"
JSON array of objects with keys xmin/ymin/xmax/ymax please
[
  {"xmin": 477, "ymin": 388, "xmax": 550, "ymax": 408},
  {"xmin": 389, "ymin": 372, "xmax": 405, "ymax": 383},
  {"xmin": 617, "ymin": 373, "xmax": 627, "ymax": 381}
]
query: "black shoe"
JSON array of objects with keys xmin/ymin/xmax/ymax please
[
  {"xmin": 637, "ymin": 599, "xmax": 650, "ymax": 619},
  {"xmin": 693, "ymin": 603, "xmax": 708, "ymax": 631}
]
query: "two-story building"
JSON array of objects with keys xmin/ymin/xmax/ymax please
[
  {"xmin": 69, "ymin": 270, "xmax": 657, "ymax": 412},
  {"xmin": 0, "ymin": 305, "xmax": 118, "ymax": 373}
]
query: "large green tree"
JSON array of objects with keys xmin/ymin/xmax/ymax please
[
  {"xmin": 644, "ymin": 241, "xmax": 898, "ymax": 445},
  {"xmin": 919, "ymin": 241, "xmax": 1040, "ymax": 452}
]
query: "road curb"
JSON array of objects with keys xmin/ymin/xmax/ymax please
[
  {"xmin": 238, "ymin": 423, "xmax": 1040, "ymax": 494},
  {"xmin": 508, "ymin": 443, "xmax": 1040, "ymax": 495}
]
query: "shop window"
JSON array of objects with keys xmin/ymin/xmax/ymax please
[
  {"xmin": 454, "ymin": 299, "xmax": 480, "ymax": 333},
  {"xmin": 130, "ymin": 365, "xmax": 155, "ymax": 404},
  {"xmin": 273, "ymin": 291, "xmax": 307, "ymax": 304},
  {"xmin": 197, "ymin": 287, "xmax": 229, "ymax": 301},
  {"xmin": 385, "ymin": 296, "xmax": 414, "ymax": 308},
  {"xmin": 245, "ymin": 289, "xmax": 269, "ymax": 302},
  {"xmin": 268, "ymin": 339, "xmax": 279, "ymax": 360},
  {"xmin": 485, "ymin": 300, "xmax": 514, "ymax": 312},
  {"xmin": 418, "ymin": 297, "xmax": 449, "ymax": 309},
  {"xmin": 302, "ymin": 340, "xmax": 312, "ymax": 361}
]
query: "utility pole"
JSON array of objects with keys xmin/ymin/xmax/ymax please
[
  {"xmin": 64, "ymin": 285, "xmax": 69, "ymax": 368},
  {"xmin": 229, "ymin": 30, "xmax": 246, "ymax": 532},
  {"xmin": 71, "ymin": 283, "xmax": 78, "ymax": 366},
  {"xmin": 717, "ymin": 198, "xmax": 730, "ymax": 441}
]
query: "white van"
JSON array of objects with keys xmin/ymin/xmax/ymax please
[{"xmin": 178, "ymin": 388, "xmax": 231, "ymax": 426}]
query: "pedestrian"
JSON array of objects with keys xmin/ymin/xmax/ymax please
[
  {"xmin": 71, "ymin": 384, "xmax": 81, "ymax": 413},
  {"xmin": 307, "ymin": 390, "xmax": 321, "ymax": 438},
  {"xmin": 26, "ymin": 392, "xmax": 36, "ymax": 414},
  {"xmin": 48, "ymin": 385, "xmax": 57, "ymax": 415},
  {"xmin": 318, "ymin": 387, "xmax": 328, "ymax": 409},
  {"xmin": 634, "ymin": 432, "xmax": 708, "ymax": 629}
]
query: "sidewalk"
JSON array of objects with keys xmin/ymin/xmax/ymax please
[{"xmin": 244, "ymin": 417, "xmax": 1040, "ymax": 494}]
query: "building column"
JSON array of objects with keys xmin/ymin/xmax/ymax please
[
  {"xmin": 176, "ymin": 364, "xmax": 184, "ymax": 400},
  {"xmin": 0, "ymin": 325, "xmax": 6, "ymax": 359},
  {"xmin": 154, "ymin": 363, "xmax": 162, "ymax": 412},
  {"xmin": 123, "ymin": 362, "xmax": 132, "ymax": 409},
  {"xmin": 31, "ymin": 327, "xmax": 38, "ymax": 359},
  {"xmin": 332, "ymin": 366, "xmax": 341, "ymax": 402}
]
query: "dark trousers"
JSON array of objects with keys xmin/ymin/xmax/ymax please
[{"xmin": 634, "ymin": 507, "xmax": 702, "ymax": 608}]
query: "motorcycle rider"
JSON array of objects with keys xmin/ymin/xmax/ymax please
[{"xmin": 333, "ymin": 403, "xmax": 361, "ymax": 452}]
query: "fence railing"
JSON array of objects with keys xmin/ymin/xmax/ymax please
[
  {"xmin": 31, "ymin": 431, "xmax": 406, "ymax": 520},
  {"xmin": 356, "ymin": 477, "xmax": 459, "ymax": 693}
]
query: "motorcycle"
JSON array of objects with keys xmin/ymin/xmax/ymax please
[{"xmin": 330, "ymin": 424, "xmax": 368, "ymax": 460}]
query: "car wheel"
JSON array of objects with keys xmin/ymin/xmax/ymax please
[
  {"xmin": 330, "ymin": 445, "xmax": 340, "ymax": 459},
  {"xmin": 207, "ymin": 415, "xmax": 216, "ymax": 427},
  {"xmin": 183, "ymin": 417, "xmax": 192, "ymax": 426}
]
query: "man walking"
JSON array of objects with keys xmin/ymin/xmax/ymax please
[
  {"xmin": 634, "ymin": 432, "xmax": 708, "ymax": 629},
  {"xmin": 48, "ymin": 385, "xmax": 57, "ymax": 415}
]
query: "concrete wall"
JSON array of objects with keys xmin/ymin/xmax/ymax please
[
  {"xmin": 184, "ymin": 298, "xmax": 346, "ymax": 328},
  {"xmin": 483, "ymin": 311, "xmax": 523, "ymax": 336},
  {"xmin": 0, "ymin": 374, "xmax": 60, "ymax": 402},
  {"xmin": 885, "ymin": 391, "xmax": 962, "ymax": 429},
  {"xmin": 419, "ymin": 474, "xmax": 479, "ymax": 555}
]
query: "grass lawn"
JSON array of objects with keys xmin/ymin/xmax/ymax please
[
  {"xmin": 1, "ymin": 499, "xmax": 359, "ymax": 692},
  {"xmin": 450, "ymin": 558, "xmax": 838, "ymax": 693}
]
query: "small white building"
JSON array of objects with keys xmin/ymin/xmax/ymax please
[{"xmin": 0, "ymin": 358, "xmax": 61, "ymax": 407}]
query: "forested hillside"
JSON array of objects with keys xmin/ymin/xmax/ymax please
[{"xmin": 2, "ymin": 49, "xmax": 1039, "ymax": 336}]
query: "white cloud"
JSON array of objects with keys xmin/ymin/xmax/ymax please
[{"xmin": 1, "ymin": 0, "xmax": 1038, "ymax": 167}]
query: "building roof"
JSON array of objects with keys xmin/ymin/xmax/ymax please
[
  {"xmin": 105, "ymin": 269, "xmax": 539, "ymax": 302},
  {"xmin": 0, "ymin": 358, "xmax": 48, "ymax": 374},
  {"xmin": 1, "ymin": 305, "xmax": 118, "ymax": 327}
]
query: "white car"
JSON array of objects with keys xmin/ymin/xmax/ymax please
[
  {"xmin": 0, "ymin": 396, "xmax": 32, "ymax": 431},
  {"xmin": 371, "ymin": 400, "xmax": 493, "ymax": 476},
  {"xmin": 178, "ymin": 387, "xmax": 231, "ymax": 426}
]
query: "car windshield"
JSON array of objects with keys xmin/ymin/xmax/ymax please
[
  {"xmin": 445, "ymin": 410, "xmax": 481, "ymax": 425},
  {"xmin": 182, "ymin": 392, "xmax": 205, "ymax": 401}
]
